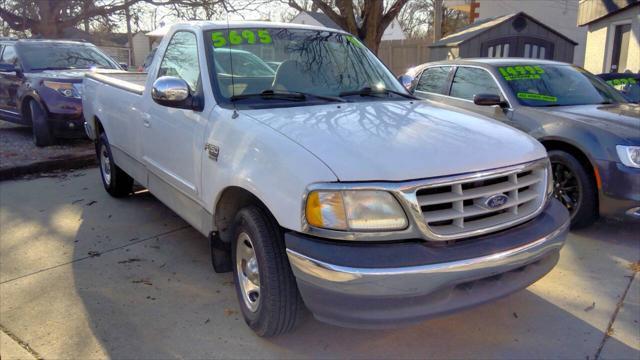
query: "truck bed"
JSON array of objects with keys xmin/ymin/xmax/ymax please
[{"xmin": 85, "ymin": 71, "xmax": 147, "ymax": 95}]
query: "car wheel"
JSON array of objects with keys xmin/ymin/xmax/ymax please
[
  {"xmin": 232, "ymin": 206, "xmax": 303, "ymax": 337},
  {"xmin": 97, "ymin": 132, "xmax": 133, "ymax": 197},
  {"xmin": 549, "ymin": 150, "xmax": 598, "ymax": 228},
  {"xmin": 29, "ymin": 101, "xmax": 54, "ymax": 147}
]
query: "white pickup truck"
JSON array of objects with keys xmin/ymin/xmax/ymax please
[{"xmin": 83, "ymin": 21, "xmax": 570, "ymax": 336}]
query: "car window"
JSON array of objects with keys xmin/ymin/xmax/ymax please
[
  {"xmin": 450, "ymin": 67, "xmax": 501, "ymax": 101},
  {"xmin": 158, "ymin": 31, "xmax": 201, "ymax": 92},
  {"xmin": 0, "ymin": 45, "xmax": 17, "ymax": 65},
  {"xmin": 415, "ymin": 66, "xmax": 452, "ymax": 95}
]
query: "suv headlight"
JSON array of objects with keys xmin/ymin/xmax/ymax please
[
  {"xmin": 305, "ymin": 190, "xmax": 408, "ymax": 231},
  {"xmin": 43, "ymin": 81, "xmax": 81, "ymax": 99},
  {"xmin": 616, "ymin": 145, "xmax": 640, "ymax": 168}
]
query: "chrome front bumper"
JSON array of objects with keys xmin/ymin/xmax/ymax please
[{"xmin": 285, "ymin": 199, "xmax": 570, "ymax": 328}]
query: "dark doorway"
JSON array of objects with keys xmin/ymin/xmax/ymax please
[{"xmin": 610, "ymin": 23, "xmax": 631, "ymax": 73}]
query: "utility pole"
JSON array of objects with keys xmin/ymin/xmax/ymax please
[{"xmin": 433, "ymin": 0, "xmax": 443, "ymax": 42}]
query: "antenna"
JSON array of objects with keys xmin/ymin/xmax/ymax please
[{"xmin": 226, "ymin": 12, "xmax": 237, "ymax": 105}]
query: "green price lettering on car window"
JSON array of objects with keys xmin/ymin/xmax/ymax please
[
  {"xmin": 607, "ymin": 78, "xmax": 637, "ymax": 86},
  {"xmin": 211, "ymin": 31, "xmax": 227, "ymax": 47},
  {"xmin": 346, "ymin": 35, "xmax": 364, "ymax": 48},
  {"xmin": 257, "ymin": 30, "xmax": 272, "ymax": 44},
  {"xmin": 498, "ymin": 65, "xmax": 545, "ymax": 81},
  {"xmin": 517, "ymin": 92, "xmax": 557, "ymax": 102},
  {"xmin": 242, "ymin": 30, "xmax": 256, "ymax": 44},
  {"xmin": 211, "ymin": 29, "xmax": 272, "ymax": 47},
  {"xmin": 228, "ymin": 30, "xmax": 243, "ymax": 45}
]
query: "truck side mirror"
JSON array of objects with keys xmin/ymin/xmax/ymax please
[
  {"xmin": 119, "ymin": 62, "xmax": 129, "ymax": 71},
  {"xmin": 473, "ymin": 93, "xmax": 507, "ymax": 108},
  {"xmin": 152, "ymin": 76, "xmax": 192, "ymax": 109},
  {"xmin": 398, "ymin": 75, "xmax": 415, "ymax": 92}
]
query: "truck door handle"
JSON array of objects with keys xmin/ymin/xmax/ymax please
[{"xmin": 143, "ymin": 119, "xmax": 150, "ymax": 128}]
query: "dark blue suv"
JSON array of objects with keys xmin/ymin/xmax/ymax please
[{"xmin": 0, "ymin": 39, "xmax": 121, "ymax": 146}]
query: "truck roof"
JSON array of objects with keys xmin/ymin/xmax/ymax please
[{"xmin": 155, "ymin": 20, "xmax": 350, "ymax": 37}]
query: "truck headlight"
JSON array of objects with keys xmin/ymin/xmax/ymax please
[
  {"xmin": 545, "ymin": 158, "xmax": 554, "ymax": 199},
  {"xmin": 43, "ymin": 81, "xmax": 81, "ymax": 99},
  {"xmin": 616, "ymin": 145, "xmax": 640, "ymax": 168},
  {"xmin": 305, "ymin": 190, "xmax": 408, "ymax": 231}
]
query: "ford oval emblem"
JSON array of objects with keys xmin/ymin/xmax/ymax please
[{"xmin": 483, "ymin": 194, "xmax": 509, "ymax": 209}]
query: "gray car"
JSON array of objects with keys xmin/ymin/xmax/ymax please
[{"xmin": 404, "ymin": 59, "xmax": 640, "ymax": 228}]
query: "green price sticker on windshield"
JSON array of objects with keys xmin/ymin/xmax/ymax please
[
  {"xmin": 346, "ymin": 35, "xmax": 365, "ymax": 48},
  {"xmin": 211, "ymin": 29, "xmax": 272, "ymax": 47},
  {"xmin": 517, "ymin": 92, "xmax": 557, "ymax": 102},
  {"xmin": 607, "ymin": 78, "xmax": 637, "ymax": 86},
  {"xmin": 499, "ymin": 65, "xmax": 544, "ymax": 81}
]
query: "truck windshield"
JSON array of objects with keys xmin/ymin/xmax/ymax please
[
  {"xmin": 498, "ymin": 64, "xmax": 627, "ymax": 107},
  {"xmin": 206, "ymin": 28, "xmax": 407, "ymax": 105},
  {"xmin": 18, "ymin": 44, "xmax": 118, "ymax": 71}
]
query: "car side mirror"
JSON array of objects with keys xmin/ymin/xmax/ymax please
[
  {"xmin": 473, "ymin": 93, "xmax": 507, "ymax": 108},
  {"xmin": 119, "ymin": 63, "xmax": 129, "ymax": 71},
  {"xmin": 0, "ymin": 63, "xmax": 17, "ymax": 73},
  {"xmin": 152, "ymin": 76, "xmax": 192, "ymax": 108},
  {"xmin": 398, "ymin": 75, "xmax": 415, "ymax": 92}
]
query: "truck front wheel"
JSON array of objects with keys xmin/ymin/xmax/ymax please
[
  {"xmin": 97, "ymin": 133, "xmax": 133, "ymax": 197},
  {"xmin": 232, "ymin": 206, "xmax": 303, "ymax": 336}
]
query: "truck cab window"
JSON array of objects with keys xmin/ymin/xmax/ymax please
[
  {"xmin": 415, "ymin": 66, "xmax": 452, "ymax": 95},
  {"xmin": 158, "ymin": 32, "xmax": 200, "ymax": 92},
  {"xmin": 450, "ymin": 67, "xmax": 500, "ymax": 101}
]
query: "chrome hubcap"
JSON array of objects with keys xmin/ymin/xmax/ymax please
[
  {"xmin": 100, "ymin": 144, "xmax": 111, "ymax": 186},
  {"xmin": 236, "ymin": 232, "xmax": 260, "ymax": 312}
]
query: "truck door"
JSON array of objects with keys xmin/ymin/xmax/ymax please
[{"xmin": 142, "ymin": 30, "xmax": 206, "ymax": 199}]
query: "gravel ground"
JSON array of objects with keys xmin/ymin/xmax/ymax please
[{"xmin": 0, "ymin": 121, "xmax": 94, "ymax": 173}]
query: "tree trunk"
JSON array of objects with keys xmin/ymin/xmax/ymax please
[
  {"xmin": 125, "ymin": 6, "xmax": 134, "ymax": 67},
  {"xmin": 433, "ymin": 0, "xmax": 443, "ymax": 42}
]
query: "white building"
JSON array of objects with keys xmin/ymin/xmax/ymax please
[
  {"xmin": 290, "ymin": 11, "xmax": 406, "ymax": 41},
  {"xmin": 445, "ymin": 0, "xmax": 587, "ymax": 65}
]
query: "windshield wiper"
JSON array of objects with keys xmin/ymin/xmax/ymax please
[
  {"xmin": 230, "ymin": 90, "xmax": 345, "ymax": 103},
  {"xmin": 339, "ymin": 87, "xmax": 417, "ymax": 100}
]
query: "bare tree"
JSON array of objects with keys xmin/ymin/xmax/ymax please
[
  {"xmin": 0, "ymin": 0, "xmax": 233, "ymax": 38},
  {"xmin": 285, "ymin": 0, "xmax": 411, "ymax": 54}
]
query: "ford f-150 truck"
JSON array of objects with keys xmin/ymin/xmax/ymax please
[{"xmin": 82, "ymin": 22, "xmax": 570, "ymax": 337}]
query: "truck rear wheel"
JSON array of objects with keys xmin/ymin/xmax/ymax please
[
  {"xmin": 98, "ymin": 133, "xmax": 133, "ymax": 197},
  {"xmin": 29, "ymin": 101, "xmax": 54, "ymax": 147},
  {"xmin": 232, "ymin": 206, "xmax": 303, "ymax": 336}
]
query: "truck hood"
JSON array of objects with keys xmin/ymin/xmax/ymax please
[
  {"xmin": 529, "ymin": 103, "xmax": 640, "ymax": 142},
  {"xmin": 243, "ymin": 101, "xmax": 547, "ymax": 181},
  {"xmin": 27, "ymin": 68, "xmax": 123, "ymax": 82}
]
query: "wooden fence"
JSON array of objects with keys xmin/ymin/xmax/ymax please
[{"xmin": 377, "ymin": 38, "xmax": 432, "ymax": 75}]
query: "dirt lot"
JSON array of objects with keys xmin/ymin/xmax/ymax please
[
  {"xmin": 0, "ymin": 168, "xmax": 638, "ymax": 359},
  {"xmin": 0, "ymin": 121, "xmax": 94, "ymax": 179}
]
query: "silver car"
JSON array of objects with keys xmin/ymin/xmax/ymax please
[{"xmin": 403, "ymin": 59, "xmax": 640, "ymax": 228}]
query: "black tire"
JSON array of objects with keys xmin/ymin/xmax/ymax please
[
  {"xmin": 231, "ymin": 206, "xmax": 303, "ymax": 337},
  {"xmin": 549, "ymin": 150, "xmax": 598, "ymax": 228},
  {"xmin": 97, "ymin": 132, "xmax": 133, "ymax": 197},
  {"xmin": 29, "ymin": 100, "xmax": 54, "ymax": 147}
]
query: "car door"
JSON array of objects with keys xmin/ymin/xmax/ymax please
[
  {"xmin": 142, "ymin": 30, "xmax": 206, "ymax": 199},
  {"xmin": 0, "ymin": 45, "xmax": 22, "ymax": 122},
  {"xmin": 443, "ymin": 66, "xmax": 511, "ymax": 121}
]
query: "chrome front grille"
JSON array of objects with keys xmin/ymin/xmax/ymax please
[{"xmin": 416, "ymin": 162, "xmax": 548, "ymax": 239}]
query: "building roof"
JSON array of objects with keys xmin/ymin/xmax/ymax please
[
  {"xmin": 577, "ymin": 0, "xmax": 638, "ymax": 26},
  {"xmin": 430, "ymin": 12, "xmax": 578, "ymax": 48},
  {"xmin": 300, "ymin": 11, "xmax": 342, "ymax": 30}
]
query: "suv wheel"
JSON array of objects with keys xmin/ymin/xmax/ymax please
[
  {"xmin": 97, "ymin": 132, "xmax": 133, "ymax": 197},
  {"xmin": 29, "ymin": 101, "xmax": 54, "ymax": 147},
  {"xmin": 232, "ymin": 206, "xmax": 303, "ymax": 336},
  {"xmin": 549, "ymin": 150, "xmax": 598, "ymax": 228}
]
